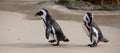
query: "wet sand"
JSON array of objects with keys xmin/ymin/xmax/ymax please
[{"xmin": 0, "ymin": 0, "xmax": 120, "ymax": 53}]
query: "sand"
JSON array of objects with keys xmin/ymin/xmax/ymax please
[
  {"xmin": 0, "ymin": 11, "xmax": 120, "ymax": 53},
  {"xmin": 0, "ymin": 0, "xmax": 120, "ymax": 53}
]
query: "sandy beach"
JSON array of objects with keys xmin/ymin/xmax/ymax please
[{"xmin": 0, "ymin": 0, "xmax": 120, "ymax": 53}]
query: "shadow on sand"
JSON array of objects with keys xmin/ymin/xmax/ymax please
[
  {"xmin": 0, "ymin": 43, "xmax": 89, "ymax": 48},
  {"xmin": 0, "ymin": 43, "xmax": 50, "ymax": 48}
]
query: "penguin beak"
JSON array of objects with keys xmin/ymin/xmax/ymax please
[
  {"xmin": 35, "ymin": 12, "xmax": 39, "ymax": 16},
  {"xmin": 35, "ymin": 14, "xmax": 38, "ymax": 16}
]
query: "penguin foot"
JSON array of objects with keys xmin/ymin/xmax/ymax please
[
  {"xmin": 52, "ymin": 42, "xmax": 59, "ymax": 46},
  {"xmin": 49, "ymin": 40, "xmax": 56, "ymax": 43},
  {"xmin": 63, "ymin": 38, "xmax": 69, "ymax": 42},
  {"xmin": 88, "ymin": 44, "xmax": 95, "ymax": 47},
  {"xmin": 88, "ymin": 44, "xmax": 97, "ymax": 47}
]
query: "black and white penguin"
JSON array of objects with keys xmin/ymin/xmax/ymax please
[
  {"xmin": 35, "ymin": 9, "xmax": 69, "ymax": 46},
  {"xmin": 82, "ymin": 12, "xmax": 109, "ymax": 47}
]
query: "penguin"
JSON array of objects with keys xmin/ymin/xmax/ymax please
[
  {"xmin": 35, "ymin": 9, "xmax": 69, "ymax": 46},
  {"xmin": 82, "ymin": 12, "xmax": 109, "ymax": 47}
]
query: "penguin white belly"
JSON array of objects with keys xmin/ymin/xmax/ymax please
[
  {"xmin": 50, "ymin": 26, "xmax": 58, "ymax": 44},
  {"xmin": 42, "ymin": 20, "xmax": 57, "ymax": 44},
  {"xmin": 92, "ymin": 27, "xmax": 99, "ymax": 43},
  {"xmin": 49, "ymin": 27, "xmax": 55, "ymax": 41},
  {"xmin": 82, "ymin": 22, "xmax": 90, "ymax": 37}
]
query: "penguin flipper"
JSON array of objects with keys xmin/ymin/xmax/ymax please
[
  {"xmin": 100, "ymin": 37, "xmax": 109, "ymax": 43},
  {"xmin": 90, "ymin": 28, "xmax": 93, "ymax": 42},
  {"xmin": 45, "ymin": 29, "xmax": 49, "ymax": 39},
  {"xmin": 45, "ymin": 27, "xmax": 52, "ymax": 39}
]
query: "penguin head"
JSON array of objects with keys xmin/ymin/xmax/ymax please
[
  {"xmin": 83, "ymin": 12, "xmax": 93, "ymax": 23},
  {"xmin": 35, "ymin": 8, "xmax": 49, "ymax": 16}
]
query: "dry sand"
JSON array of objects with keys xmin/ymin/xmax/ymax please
[
  {"xmin": 0, "ymin": 0, "xmax": 120, "ymax": 53},
  {"xmin": 0, "ymin": 11, "xmax": 120, "ymax": 53}
]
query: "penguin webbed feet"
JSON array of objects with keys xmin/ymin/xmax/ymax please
[
  {"xmin": 48, "ymin": 40, "xmax": 56, "ymax": 43},
  {"xmin": 88, "ymin": 44, "xmax": 96, "ymax": 47},
  {"xmin": 52, "ymin": 41, "xmax": 60, "ymax": 46},
  {"xmin": 88, "ymin": 42, "xmax": 97, "ymax": 47}
]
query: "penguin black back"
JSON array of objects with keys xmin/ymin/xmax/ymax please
[
  {"xmin": 35, "ymin": 9, "xmax": 69, "ymax": 46},
  {"xmin": 83, "ymin": 12, "xmax": 109, "ymax": 47}
]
